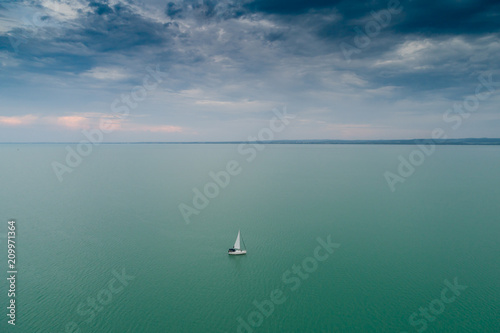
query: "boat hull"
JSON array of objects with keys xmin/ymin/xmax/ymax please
[{"xmin": 228, "ymin": 250, "xmax": 247, "ymax": 255}]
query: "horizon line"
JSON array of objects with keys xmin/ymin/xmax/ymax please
[{"xmin": 1, "ymin": 138, "xmax": 500, "ymax": 145}]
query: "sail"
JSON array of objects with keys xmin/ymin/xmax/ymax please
[{"xmin": 233, "ymin": 230, "xmax": 241, "ymax": 250}]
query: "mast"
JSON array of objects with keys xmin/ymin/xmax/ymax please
[{"xmin": 241, "ymin": 232, "xmax": 246, "ymax": 250}]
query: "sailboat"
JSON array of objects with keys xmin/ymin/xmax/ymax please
[{"xmin": 228, "ymin": 230, "xmax": 247, "ymax": 255}]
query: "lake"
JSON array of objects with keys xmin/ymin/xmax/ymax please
[{"xmin": 0, "ymin": 144, "xmax": 499, "ymax": 332}]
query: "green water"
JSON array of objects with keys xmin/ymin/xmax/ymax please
[{"xmin": 1, "ymin": 144, "xmax": 499, "ymax": 332}]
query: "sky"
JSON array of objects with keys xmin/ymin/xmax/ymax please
[{"xmin": 0, "ymin": 0, "xmax": 499, "ymax": 142}]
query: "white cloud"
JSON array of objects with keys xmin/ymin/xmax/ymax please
[
  {"xmin": 40, "ymin": 0, "xmax": 90, "ymax": 21},
  {"xmin": 341, "ymin": 73, "xmax": 368, "ymax": 86},
  {"xmin": 82, "ymin": 67, "xmax": 130, "ymax": 80},
  {"xmin": 397, "ymin": 39, "xmax": 433, "ymax": 58},
  {"xmin": 375, "ymin": 36, "xmax": 500, "ymax": 72}
]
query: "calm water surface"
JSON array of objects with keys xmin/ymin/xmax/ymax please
[{"xmin": 0, "ymin": 144, "xmax": 499, "ymax": 332}]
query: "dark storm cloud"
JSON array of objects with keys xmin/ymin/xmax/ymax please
[
  {"xmin": 4, "ymin": 0, "xmax": 498, "ymax": 76},
  {"xmin": 89, "ymin": 1, "xmax": 113, "ymax": 15},
  {"xmin": 394, "ymin": 0, "xmax": 500, "ymax": 35},
  {"xmin": 239, "ymin": 0, "xmax": 500, "ymax": 69},
  {"xmin": 166, "ymin": 2, "xmax": 183, "ymax": 18},
  {"xmin": 0, "ymin": 0, "xmax": 174, "ymax": 77},
  {"xmin": 67, "ymin": 2, "xmax": 169, "ymax": 52},
  {"xmin": 244, "ymin": 0, "xmax": 500, "ymax": 35}
]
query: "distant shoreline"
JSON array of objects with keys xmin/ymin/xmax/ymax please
[{"xmin": 2, "ymin": 138, "xmax": 500, "ymax": 145}]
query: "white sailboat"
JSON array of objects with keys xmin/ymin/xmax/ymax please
[{"xmin": 228, "ymin": 230, "xmax": 246, "ymax": 255}]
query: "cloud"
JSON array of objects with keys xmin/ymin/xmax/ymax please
[
  {"xmin": 82, "ymin": 66, "xmax": 130, "ymax": 80},
  {"xmin": 67, "ymin": 1, "xmax": 170, "ymax": 53},
  {"xmin": 0, "ymin": 112, "xmax": 183, "ymax": 135},
  {"xmin": 0, "ymin": 0, "xmax": 499, "ymax": 141},
  {"xmin": 40, "ymin": 0, "xmax": 91, "ymax": 20},
  {"xmin": 0, "ymin": 115, "xmax": 39, "ymax": 126},
  {"xmin": 54, "ymin": 115, "xmax": 91, "ymax": 129},
  {"xmin": 393, "ymin": 0, "xmax": 500, "ymax": 35},
  {"xmin": 246, "ymin": 0, "xmax": 341, "ymax": 15}
]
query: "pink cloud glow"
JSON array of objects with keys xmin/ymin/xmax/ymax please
[
  {"xmin": 0, "ymin": 115, "xmax": 38, "ymax": 126},
  {"xmin": 56, "ymin": 116, "xmax": 90, "ymax": 129}
]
